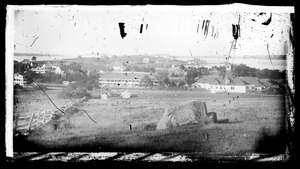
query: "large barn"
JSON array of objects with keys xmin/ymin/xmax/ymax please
[
  {"xmin": 193, "ymin": 75, "xmax": 247, "ymax": 93},
  {"xmin": 99, "ymin": 71, "xmax": 158, "ymax": 88},
  {"xmin": 239, "ymin": 77, "xmax": 265, "ymax": 91}
]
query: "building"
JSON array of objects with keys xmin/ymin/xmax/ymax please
[
  {"xmin": 107, "ymin": 62, "xmax": 124, "ymax": 71},
  {"xmin": 20, "ymin": 59, "xmax": 31, "ymax": 64},
  {"xmin": 239, "ymin": 77, "xmax": 265, "ymax": 91},
  {"xmin": 54, "ymin": 66, "xmax": 63, "ymax": 75},
  {"xmin": 30, "ymin": 66, "xmax": 46, "ymax": 74},
  {"xmin": 14, "ymin": 73, "xmax": 27, "ymax": 86},
  {"xmin": 100, "ymin": 84, "xmax": 113, "ymax": 96},
  {"xmin": 143, "ymin": 58, "xmax": 150, "ymax": 63},
  {"xmin": 99, "ymin": 71, "xmax": 158, "ymax": 88},
  {"xmin": 121, "ymin": 90, "xmax": 132, "ymax": 99},
  {"xmin": 192, "ymin": 75, "xmax": 246, "ymax": 93},
  {"xmin": 62, "ymin": 81, "xmax": 70, "ymax": 86}
]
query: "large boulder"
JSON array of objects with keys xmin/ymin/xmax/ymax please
[{"xmin": 156, "ymin": 100, "xmax": 209, "ymax": 130}]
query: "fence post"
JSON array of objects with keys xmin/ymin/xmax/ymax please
[{"xmin": 27, "ymin": 112, "xmax": 35, "ymax": 130}]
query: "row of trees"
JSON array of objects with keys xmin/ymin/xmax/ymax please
[
  {"xmin": 24, "ymin": 62, "xmax": 100, "ymax": 91},
  {"xmin": 122, "ymin": 64, "xmax": 156, "ymax": 73},
  {"xmin": 232, "ymin": 64, "xmax": 286, "ymax": 79},
  {"xmin": 139, "ymin": 75, "xmax": 187, "ymax": 89},
  {"xmin": 178, "ymin": 64, "xmax": 286, "ymax": 86}
]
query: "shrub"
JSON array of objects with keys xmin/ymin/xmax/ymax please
[
  {"xmin": 85, "ymin": 82, "xmax": 93, "ymax": 91},
  {"xmin": 14, "ymin": 84, "xmax": 23, "ymax": 89}
]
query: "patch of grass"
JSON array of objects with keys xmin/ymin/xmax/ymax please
[{"xmin": 15, "ymin": 89, "xmax": 287, "ymax": 155}]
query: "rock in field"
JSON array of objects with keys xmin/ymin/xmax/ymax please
[{"xmin": 156, "ymin": 100, "xmax": 209, "ymax": 130}]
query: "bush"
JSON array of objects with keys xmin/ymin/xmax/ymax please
[
  {"xmin": 85, "ymin": 82, "xmax": 93, "ymax": 91},
  {"xmin": 14, "ymin": 84, "xmax": 23, "ymax": 89}
]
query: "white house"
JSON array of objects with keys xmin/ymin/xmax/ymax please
[
  {"xmin": 30, "ymin": 66, "xmax": 46, "ymax": 74},
  {"xmin": 54, "ymin": 66, "xmax": 62, "ymax": 75},
  {"xmin": 193, "ymin": 75, "xmax": 246, "ymax": 93},
  {"xmin": 108, "ymin": 62, "xmax": 124, "ymax": 71},
  {"xmin": 143, "ymin": 58, "xmax": 150, "ymax": 63},
  {"xmin": 14, "ymin": 73, "xmax": 26, "ymax": 86},
  {"xmin": 62, "ymin": 81, "xmax": 70, "ymax": 86}
]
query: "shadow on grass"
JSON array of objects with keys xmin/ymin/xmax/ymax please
[{"xmin": 254, "ymin": 126, "xmax": 287, "ymax": 155}]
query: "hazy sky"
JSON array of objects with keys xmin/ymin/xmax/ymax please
[{"xmin": 12, "ymin": 5, "xmax": 293, "ymax": 59}]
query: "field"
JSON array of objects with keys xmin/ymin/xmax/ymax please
[{"xmin": 13, "ymin": 88, "xmax": 287, "ymax": 156}]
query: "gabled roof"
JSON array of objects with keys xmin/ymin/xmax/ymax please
[
  {"xmin": 195, "ymin": 75, "xmax": 246, "ymax": 86},
  {"xmin": 121, "ymin": 90, "xmax": 132, "ymax": 96},
  {"xmin": 228, "ymin": 77, "xmax": 246, "ymax": 86},
  {"xmin": 239, "ymin": 77, "xmax": 265, "ymax": 87},
  {"xmin": 21, "ymin": 59, "xmax": 31, "ymax": 64},
  {"xmin": 195, "ymin": 75, "xmax": 222, "ymax": 85}
]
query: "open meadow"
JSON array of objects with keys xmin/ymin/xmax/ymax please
[{"xmin": 13, "ymin": 88, "xmax": 287, "ymax": 156}]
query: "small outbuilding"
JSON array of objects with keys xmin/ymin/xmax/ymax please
[
  {"xmin": 121, "ymin": 90, "xmax": 132, "ymax": 99},
  {"xmin": 101, "ymin": 84, "xmax": 113, "ymax": 96}
]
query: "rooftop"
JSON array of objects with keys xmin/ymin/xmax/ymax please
[
  {"xmin": 239, "ymin": 77, "xmax": 265, "ymax": 87},
  {"xmin": 195, "ymin": 75, "xmax": 247, "ymax": 86}
]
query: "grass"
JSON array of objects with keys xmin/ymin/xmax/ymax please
[{"xmin": 13, "ymin": 88, "xmax": 287, "ymax": 155}]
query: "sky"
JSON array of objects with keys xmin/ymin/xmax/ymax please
[{"xmin": 9, "ymin": 4, "xmax": 294, "ymax": 69}]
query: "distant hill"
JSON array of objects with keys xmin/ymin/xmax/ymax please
[{"xmin": 14, "ymin": 53, "xmax": 63, "ymax": 57}]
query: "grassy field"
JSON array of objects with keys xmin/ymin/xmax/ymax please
[{"xmin": 13, "ymin": 88, "xmax": 287, "ymax": 155}]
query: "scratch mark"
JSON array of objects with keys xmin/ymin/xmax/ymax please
[
  {"xmin": 266, "ymin": 44, "xmax": 273, "ymax": 65},
  {"xmin": 270, "ymin": 34, "xmax": 274, "ymax": 38},
  {"xmin": 74, "ymin": 22, "xmax": 76, "ymax": 27},
  {"xmin": 79, "ymin": 69, "xmax": 87, "ymax": 74},
  {"xmin": 189, "ymin": 50, "xmax": 193, "ymax": 57},
  {"xmin": 251, "ymin": 19, "xmax": 256, "ymax": 22},
  {"xmin": 197, "ymin": 23, "xmax": 200, "ymax": 33},
  {"xmin": 202, "ymin": 20, "xmax": 205, "ymax": 30},
  {"xmin": 140, "ymin": 24, "xmax": 143, "ymax": 34},
  {"xmin": 258, "ymin": 12, "xmax": 266, "ymax": 16},
  {"xmin": 30, "ymin": 36, "xmax": 39, "ymax": 47},
  {"xmin": 118, "ymin": 22, "xmax": 127, "ymax": 39},
  {"xmin": 146, "ymin": 24, "xmax": 148, "ymax": 30},
  {"xmin": 57, "ymin": 14, "xmax": 63, "ymax": 18},
  {"xmin": 262, "ymin": 13, "xmax": 272, "ymax": 26}
]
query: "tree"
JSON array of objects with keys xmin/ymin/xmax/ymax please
[
  {"xmin": 69, "ymin": 62, "xmax": 82, "ymax": 72},
  {"xmin": 186, "ymin": 68, "xmax": 200, "ymax": 86},
  {"xmin": 169, "ymin": 81, "xmax": 177, "ymax": 88},
  {"xmin": 178, "ymin": 81, "xmax": 186, "ymax": 87},
  {"xmin": 31, "ymin": 56, "xmax": 37, "ymax": 62},
  {"xmin": 180, "ymin": 64, "xmax": 186, "ymax": 71},
  {"xmin": 154, "ymin": 70, "xmax": 170, "ymax": 87},
  {"xmin": 139, "ymin": 75, "xmax": 153, "ymax": 88},
  {"xmin": 162, "ymin": 77, "xmax": 170, "ymax": 87}
]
